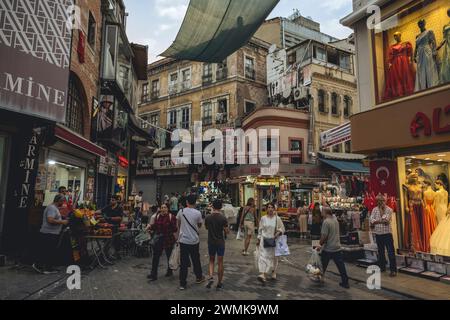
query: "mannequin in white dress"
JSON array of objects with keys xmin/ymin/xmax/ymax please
[{"xmin": 434, "ymin": 180, "xmax": 449, "ymax": 225}]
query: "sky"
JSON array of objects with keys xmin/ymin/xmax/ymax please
[{"xmin": 124, "ymin": 0, "xmax": 354, "ymax": 62}]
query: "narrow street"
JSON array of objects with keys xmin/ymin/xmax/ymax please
[{"xmin": 19, "ymin": 229, "xmax": 415, "ymax": 301}]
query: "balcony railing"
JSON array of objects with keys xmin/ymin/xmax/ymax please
[
  {"xmin": 151, "ymin": 91, "xmax": 160, "ymax": 100},
  {"xmin": 202, "ymin": 116, "xmax": 213, "ymax": 126},
  {"xmin": 216, "ymin": 67, "xmax": 228, "ymax": 81}
]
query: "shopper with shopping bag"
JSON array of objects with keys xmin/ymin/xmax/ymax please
[
  {"xmin": 256, "ymin": 203, "xmax": 285, "ymax": 284},
  {"xmin": 275, "ymin": 234, "xmax": 290, "ymax": 257},
  {"xmin": 169, "ymin": 243, "xmax": 180, "ymax": 271},
  {"xmin": 316, "ymin": 206, "xmax": 350, "ymax": 289}
]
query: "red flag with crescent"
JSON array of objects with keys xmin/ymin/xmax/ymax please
[{"xmin": 370, "ymin": 160, "xmax": 399, "ymax": 197}]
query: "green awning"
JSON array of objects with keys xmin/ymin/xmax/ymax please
[
  {"xmin": 160, "ymin": 0, "xmax": 280, "ymax": 63},
  {"xmin": 320, "ymin": 159, "xmax": 369, "ymax": 174}
]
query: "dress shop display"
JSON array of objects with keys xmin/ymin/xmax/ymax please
[{"xmin": 377, "ymin": 4, "xmax": 450, "ymax": 102}]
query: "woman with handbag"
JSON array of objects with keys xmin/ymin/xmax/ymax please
[
  {"xmin": 146, "ymin": 204, "xmax": 178, "ymax": 281},
  {"xmin": 256, "ymin": 203, "xmax": 285, "ymax": 284}
]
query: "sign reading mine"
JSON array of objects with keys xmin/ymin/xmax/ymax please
[{"xmin": 0, "ymin": 0, "xmax": 73, "ymax": 122}]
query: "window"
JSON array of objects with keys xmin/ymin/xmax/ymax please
[
  {"xmin": 151, "ymin": 79, "xmax": 159, "ymax": 98},
  {"xmin": 331, "ymin": 93, "xmax": 339, "ymax": 116},
  {"xmin": 216, "ymin": 59, "xmax": 228, "ymax": 80},
  {"xmin": 245, "ymin": 56, "xmax": 255, "ymax": 80},
  {"xmin": 245, "ymin": 101, "xmax": 256, "ymax": 114},
  {"xmin": 318, "ymin": 90, "xmax": 326, "ymax": 113},
  {"xmin": 66, "ymin": 74, "xmax": 85, "ymax": 135},
  {"xmin": 345, "ymin": 141, "xmax": 352, "ymax": 153},
  {"xmin": 332, "ymin": 144, "xmax": 341, "ymax": 153},
  {"xmin": 327, "ymin": 47, "xmax": 339, "ymax": 66},
  {"xmin": 313, "ymin": 45, "xmax": 326, "ymax": 61},
  {"xmin": 181, "ymin": 107, "xmax": 190, "ymax": 129},
  {"xmin": 141, "ymin": 115, "xmax": 149, "ymax": 129},
  {"xmin": 169, "ymin": 72, "xmax": 178, "ymax": 94},
  {"xmin": 203, "ymin": 64, "xmax": 213, "ymax": 84},
  {"xmin": 141, "ymin": 83, "xmax": 149, "ymax": 102},
  {"xmin": 343, "ymin": 95, "xmax": 352, "ymax": 117},
  {"xmin": 216, "ymin": 99, "xmax": 228, "ymax": 124},
  {"xmin": 150, "ymin": 114, "xmax": 159, "ymax": 127},
  {"xmin": 118, "ymin": 65, "xmax": 130, "ymax": 94},
  {"xmin": 339, "ymin": 53, "xmax": 351, "ymax": 72},
  {"xmin": 290, "ymin": 140, "xmax": 303, "ymax": 164},
  {"xmin": 168, "ymin": 110, "xmax": 177, "ymax": 128},
  {"xmin": 288, "ymin": 52, "xmax": 297, "ymax": 65},
  {"xmin": 260, "ymin": 137, "xmax": 277, "ymax": 154},
  {"xmin": 87, "ymin": 12, "xmax": 96, "ymax": 48},
  {"xmin": 181, "ymin": 69, "xmax": 191, "ymax": 90},
  {"xmin": 202, "ymin": 102, "xmax": 213, "ymax": 126}
]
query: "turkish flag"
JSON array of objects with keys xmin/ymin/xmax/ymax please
[{"xmin": 370, "ymin": 160, "xmax": 399, "ymax": 197}]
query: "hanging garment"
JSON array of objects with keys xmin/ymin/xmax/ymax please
[
  {"xmin": 415, "ymin": 29, "xmax": 439, "ymax": 91},
  {"xmin": 408, "ymin": 203, "xmax": 426, "ymax": 252},
  {"xmin": 299, "ymin": 214, "xmax": 308, "ymax": 233},
  {"xmin": 383, "ymin": 42, "xmax": 415, "ymax": 100},
  {"xmin": 422, "ymin": 199, "xmax": 437, "ymax": 252},
  {"xmin": 430, "ymin": 213, "xmax": 450, "ymax": 256},
  {"xmin": 440, "ymin": 24, "xmax": 450, "ymax": 84}
]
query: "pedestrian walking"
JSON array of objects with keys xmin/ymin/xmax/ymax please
[
  {"xmin": 239, "ymin": 198, "xmax": 257, "ymax": 256},
  {"xmin": 370, "ymin": 194, "xmax": 397, "ymax": 277},
  {"xmin": 297, "ymin": 200, "xmax": 309, "ymax": 239},
  {"xmin": 316, "ymin": 206, "xmax": 350, "ymax": 289},
  {"xmin": 205, "ymin": 199, "xmax": 229, "ymax": 290},
  {"xmin": 177, "ymin": 194, "xmax": 206, "ymax": 290},
  {"xmin": 134, "ymin": 191, "xmax": 144, "ymax": 222},
  {"xmin": 311, "ymin": 202, "xmax": 322, "ymax": 238},
  {"xmin": 32, "ymin": 194, "xmax": 69, "ymax": 274},
  {"xmin": 256, "ymin": 203, "xmax": 285, "ymax": 284},
  {"xmin": 147, "ymin": 204, "xmax": 178, "ymax": 281}
]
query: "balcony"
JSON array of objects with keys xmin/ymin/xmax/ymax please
[
  {"xmin": 216, "ymin": 67, "xmax": 228, "ymax": 81},
  {"xmin": 215, "ymin": 113, "xmax": 228, "ymax": 125},
  {"xmin": 202, "ymin": 74, "xmax": 213, "ymax": 86},
  {"xmin": 168, "ymin": 84, "xmax": 178, "ymax": 95}
]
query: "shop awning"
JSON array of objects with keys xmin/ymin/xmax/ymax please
[
  {"xmin": 160, "ymin": 0, "xmax": 280, "ymax": 63},
  {"xmin": 319, "ymin": 159, "xmax": 369, "ymax": 174},
  {"xmin": 55, "ymin": 125, "xmax": 106, "ymax": 157}
]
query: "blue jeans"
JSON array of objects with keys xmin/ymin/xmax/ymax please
[
  {"xmin": 375, "ymin": 233, "xmax": 397, "ymax": 273},
  {"xmin": 321, "ymin": 250, "xmax": 349, "ymax": 285}
]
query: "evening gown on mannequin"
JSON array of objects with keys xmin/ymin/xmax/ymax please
[
  {"xmin": 430, "ymin": 207, "xmax": 450, "ymax": 256},
  {"xmin": 405, "ymin": 200, "xmax": 426, "ymax": 252},
  {"xmin": 440, "ymin": 24, "xmax": 450, "ymax": 84},
  {"xmin": 423, "ymin": 198, "xmax": 437, "ymax": 252},
  {"xmin": 435, "ymin": 189, "xmax": 449, "ymax": 225},
  {"xmin": 415, "ymin": 29, "xmax": 439, "ymax": 91},
  {"xmin": 383, "ymin": 42, "xmax": 415, "ymax": 99}
]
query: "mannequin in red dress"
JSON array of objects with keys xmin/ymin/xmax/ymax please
[{"xmin": 383, "ymin": 32, "xmax": 416, "ymax": 100}]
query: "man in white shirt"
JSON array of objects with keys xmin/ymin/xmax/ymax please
[
  {"xmin": 370, "ymin": 194, "xmax": 397, "ymax": 277},
  {"xmin": 177, "ymin": 194, "xmax": 206, "ymax": 290}
]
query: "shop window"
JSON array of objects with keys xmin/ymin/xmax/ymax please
[
  {"xmin": 290, "ymin": 140, "xmax": 303, "ymax": 164},
  {"xmin": 87, "ymin": 12, "xmax": 96, "ymax": 48},
  {"xmin": 66, "ymin": 73, "xmax": 85, "ymax": 135},
  {"xmin": 374, "ymin": 0, "xmax": 449, "ymax": 103}
]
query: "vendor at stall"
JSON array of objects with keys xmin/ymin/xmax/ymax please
[{"xmin": 95, "ymin": 195, "xmax": 124, "ymax": 259}]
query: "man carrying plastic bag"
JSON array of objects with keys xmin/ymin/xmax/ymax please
[{"xmin": 305, "ymin": 249, "xmax": 323, "ymax": 283}]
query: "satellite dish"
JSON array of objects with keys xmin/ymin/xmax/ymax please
[{"xmin": 269, "ymin": 44, "xmax": 277, "ymax": 54}]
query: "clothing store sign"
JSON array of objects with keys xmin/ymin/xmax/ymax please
[
  {"xmin": 410, "ymin": 105, "xmax": 450, "ymax": 138},
  {"xmin": 0, "ymin": 0, "xmax": 73, "ymax": 122}
]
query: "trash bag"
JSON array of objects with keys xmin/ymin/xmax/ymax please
[
  {"xmin": 236, "ymin": 229, "xmax": 242, "ymax": 241},
  {"xmin": 305, "ymin": 250, "xmax": 323, "ymax": 282},
  {"xmin": 169, "ymin": 243, "xmax": 180, "ymax": 271},
  {"xmin": 275, "ymin": 235, "xmax": 290, "ymax": 257}
]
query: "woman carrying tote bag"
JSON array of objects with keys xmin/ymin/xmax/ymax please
[{"xmin": 256, "ymin": 203, "xmax": 285, "ymax": 284}]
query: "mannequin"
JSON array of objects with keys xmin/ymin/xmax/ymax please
[
  {"xmin": 434, "ymin": 180, "xmax": 449, "ymax": 224},
  {"xmin": 430, "ymin": 205, "xmax": 450, "ymax": 256},
  {"xmin": 437, "ymin": 9, "xmax": 450, "ymax": 84},
  {"xmin": 403, "ymin": 173, "xmax": 425, "ymax": 252},
  {"xmin": 422, "ymin": 181, "xmax": 437, "ymax": 252},
  {"xmin": 383, "ymin": 32, "xmax": 415, "ymax": 100},
  {"xmin": 414, "ymin": 19, "xmax": 440, "ymax": 91}
]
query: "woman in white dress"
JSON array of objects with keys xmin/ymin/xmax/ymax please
[{"xmin": 257, "ymin": 203, "xmax": 285, "ymax": 284}]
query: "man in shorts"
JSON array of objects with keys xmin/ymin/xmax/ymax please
[{"xmin": 205, "ymin": 199, "xmax": 229, "ymax": 290}]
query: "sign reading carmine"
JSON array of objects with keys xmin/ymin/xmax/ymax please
[{"xmin": 0, "ymin": 0, "xmax": 73, "ymax": 122}]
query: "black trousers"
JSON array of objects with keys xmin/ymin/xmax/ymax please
[
  {"xmin": 321, "ymin": 250, "xmax": 349, "ymax": 285},
  {"xmin": 151, "ymin": 243, "xmax": 174, "ymax": 278},
  {"xmin": 375, "ymin": 233, "xmax": 397, "ymax": 272},
  {"xmin": 36, "ymin": 233, "xmax": 60, "ymax": 269},
  {"xmin": 179, "ymin": 243, "xmax": 203, "ymax": 287}
]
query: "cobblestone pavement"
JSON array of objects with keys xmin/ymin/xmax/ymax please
[{"xmin": 23, "ymin": 231, "xmax": 413, "ymax": 300}]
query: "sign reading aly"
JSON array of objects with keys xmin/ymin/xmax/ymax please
[{"xmin": 0, "ymin": 0, "xmax": 73, "ymax": 122}]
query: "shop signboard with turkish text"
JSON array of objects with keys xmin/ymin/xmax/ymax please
[{"xmin": 0, "ymin": 0, "xmax": 73, "ymax": 122}]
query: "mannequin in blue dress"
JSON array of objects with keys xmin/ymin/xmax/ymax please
[
  {"xmin": 437, "ymin": 9, "xmax": 450, "ymax": 84},
  {"xmin": 414, "ymin": 19, "xmax": 439, "ymax": 91}
]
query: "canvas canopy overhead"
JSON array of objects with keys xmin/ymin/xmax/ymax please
[{"xmin": 160, "ymin": 0, "xmax": 280, "ymax": 63}]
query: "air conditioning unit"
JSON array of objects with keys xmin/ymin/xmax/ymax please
[{"xmin": 294, "ymin": 86, "xmax": 309, "ymax": 101}]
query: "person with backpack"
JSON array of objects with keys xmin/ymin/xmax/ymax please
[
  {"xmin": 147, "ymin": 204, "xmax": 178, "ymax": 281},
  {"xmin": 239, "ymin": 198, "xmax": 257, "ymax": 256},
  {"xmin": 176, "ymin": 194, "xmax": 206, "ymax": 290}
]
